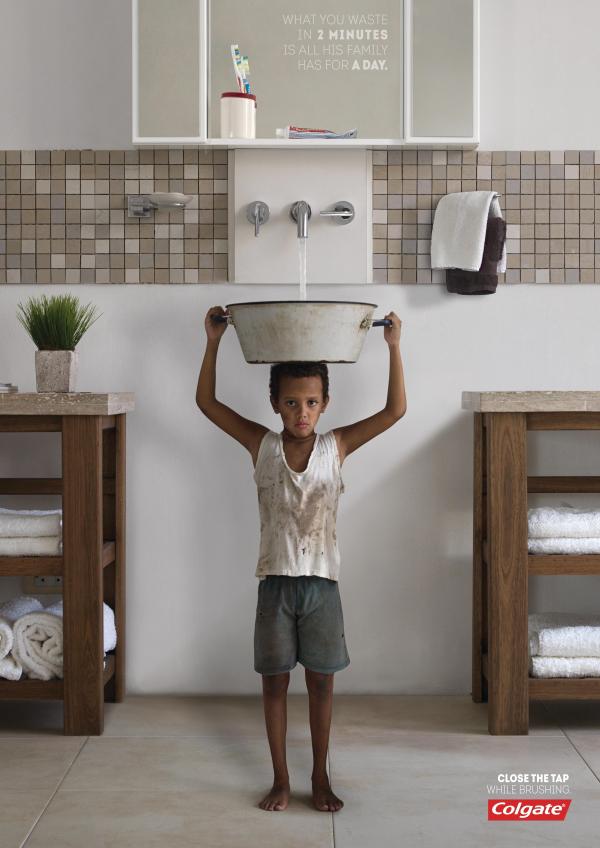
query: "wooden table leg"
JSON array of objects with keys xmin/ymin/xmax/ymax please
[
  {"xmin": 102, "ymin": 416, "xmax": 126, "ymax": 703},
  {"xmin": 114, "ymin": 414, "xmax": 126, "ymax": 701},
  {"xmin": 472, "ymin": 413, "xmax": 484, "ymax": 702},
  {"xmin": 486, "ymin": 412, "xmax": 529, "ymax": 734},
  {"xmin": 62, "ymin": 416, "xmax": 104, "ymax": 735}
]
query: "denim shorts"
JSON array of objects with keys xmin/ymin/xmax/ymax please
[{"xmin": 254, "ymin": 575, "xmax": 350, "ymax": 676}]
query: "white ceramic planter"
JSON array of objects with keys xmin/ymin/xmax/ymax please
[
  {"xmin": 222, "ymin": 301, "xmax": 390, "ymax": 363},
  {"xmin": 35, "ymin": 350, "xmax": 78, "ymax": 392}
]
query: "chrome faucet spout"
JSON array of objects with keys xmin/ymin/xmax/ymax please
[{"xmin": 290, "ymin": 201, "xmax": 312, "ymax": 239}]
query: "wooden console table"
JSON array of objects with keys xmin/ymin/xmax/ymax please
[
  {"xmin": 463, "ymin": 391, "xmax": 600, "ymax": 735},
  {"xmin": 0, "ymin": 392, "xmax": 134, "ymax": 735}
]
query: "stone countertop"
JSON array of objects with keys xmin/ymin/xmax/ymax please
[
  {"xmin": 462, "ymin": 391, "xmax": 600, "ymax": 412},
  {"xmin": 0, "ymin": 392, "xmax": 135, "ymax": 415}
]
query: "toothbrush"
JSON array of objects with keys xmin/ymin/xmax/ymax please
[
  {"xmin": 234, "ymin": 46, "xmax": 251, "ymax": 94},
  {"xmin": 242, "ymin": 56, "xmax": 251, "ymax": 93},
  {"xmin": 231, "ymin": 44, "xmax": 244, "ymax": 92}
]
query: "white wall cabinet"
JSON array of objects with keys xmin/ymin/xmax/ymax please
[{"xmin": 132, "ymin": 0, "xmax": 478, "ymax": 147}]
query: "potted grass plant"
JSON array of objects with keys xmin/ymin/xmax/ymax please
[{"xmin": 17, "ymin": 294, "xmax": 100, "ymax": 392}]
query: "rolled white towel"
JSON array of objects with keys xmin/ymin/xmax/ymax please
[
  {"xmin": 530, "ymin": 655, "xmax": 600, "ymax": 678},
  {"xmin": 0, "ymin": 655, "xmax": 22, "ymax": 680},
  {"xmin": 528, "ymin": 506, "xmax": 600, "ymax": 539},
  {"xmin": 0, "ymin": 614, "xmax": 13, "ymax": 659},
  {"xmin": 528, "ymin": 537, "xmax": 600, "ymax": 554},
  {"xmin": 12, "ymin": 611, "xmax": 63, "ymax": 680},
  {"xmin": 44, "ymin": 600, "xmax": 117, "ymax": 653},
  {"xmin": 11, "ymin": 600, "xmax": 117, "ymax": 679},
  {"xmin": 529, "ymin": 612, "xmax": 600, "ymax": 657},
  {"xmin": 0, "ymin": 595, "xmax": 43, "ymax": 623},
  {"xmin": 0, "ymin": 507, "xmax": 62, "ymax": 538},
  {"xmin": 0, "ymin": 536, "xmax": 62, "ymax": 556},
  {"xmin": 0, "ymin": 615, "xmax": 22, "ymax": 680}
]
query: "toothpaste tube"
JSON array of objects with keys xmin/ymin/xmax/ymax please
[{"xmin": 275, "ymin": 125, "xmax": 358, "ymax": 139}]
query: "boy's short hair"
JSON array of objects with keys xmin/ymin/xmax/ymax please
[{"xmin": 269, "ymin": 362, "xmax": 329, "ymax": 401}]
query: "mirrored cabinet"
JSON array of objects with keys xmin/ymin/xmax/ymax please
[{"xmin": 132, "ymin": 0, "xmax": 479, "ymax": 146}]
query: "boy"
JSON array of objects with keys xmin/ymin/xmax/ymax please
[{"xmin": 197, "ymin": 305, "xmax": 406, "ymax": 813}]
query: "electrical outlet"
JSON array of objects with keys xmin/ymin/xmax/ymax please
[{"xmin": 22, "ymin": 575, "xmax": 63, "ymax": 594}]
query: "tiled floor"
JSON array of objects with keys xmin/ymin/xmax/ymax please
[{"xmin": 1, "ymin": 695, "xmax": 599, "ymax": 847}]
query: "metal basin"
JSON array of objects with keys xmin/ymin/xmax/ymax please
[{"xmin": 217, "ymin": 300, "xmax": 391, "ymax": 363}]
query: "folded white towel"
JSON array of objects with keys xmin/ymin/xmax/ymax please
[
  {"xmin": 0, "ymin": 595, "xmax": 43, "ymax": 623},
  {"xmin": 431, "ymin": 190, "xmax": 507, "ymax": 273},
  {"xmin": 528, "ymin": 506, "xmax": 600, "ymax": 539},
  {"xmin": 529, "ymin": 612, "xmax": 600, "ymax": 657},
  {"xmin": 0, "ymin": 507, "xmax": 62, "ymax": 538},
  {"xmin": 11, "ymin": 600, "xmax": 117, "ymax": 679},
  {"xmin": 0, "ymin": 536, "xmax": 62, "ymax": 555},
  {"xmin": 530, "ymin": 655, "xmax": 600, "ymax": 678},
  {"xmin": 528, "ymin": 537, "xmax": 600, "ymax": 554}
]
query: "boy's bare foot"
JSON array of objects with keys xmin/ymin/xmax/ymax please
[
  {"xmin": 258, "ymin": 781, "xmax": 290, "ymax": 811},
  {"xmin": 312, "ymin": 774, "xmax": 344, "ymax": 812}
]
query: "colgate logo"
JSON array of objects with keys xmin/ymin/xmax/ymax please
[{"xmin": 488, "ymin": 800, "xmax": 571, "ymax": 821}]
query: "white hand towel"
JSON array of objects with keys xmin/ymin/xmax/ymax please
[
  {"xmin": 12, "ymin": 611, "xmax": 63, "ymax": 680},
  {"xmin": 0, "ymin": 507, "xmax": 62, "ymax": 538},
  {"xmin": 431, "ymin": 190, "xmax": 506, "ymax": 273},
  {"xmin": 530, "ymin": 655, "xmax": 600, "ymax": 678},
  {"xmin": 528, "ymin": 537, "xmax": 600, "ymax": 554},
  {"xmin": 528, "ymin": 506, "xmax": 600, "ymax": 539},
  {"xmin": 529, "ymin": 612, "xmax": 600, "ymax": 657},
  {"xmin": 0, "ymin": 595, "xmax": 43, "ymax": 623},
  {"xmin": 44, "ymin": 600, "xmax": 117, "ymax": 653},
  {"xmin": 0, "ymin": 536, "xmax": 62, "ymax": 555}
]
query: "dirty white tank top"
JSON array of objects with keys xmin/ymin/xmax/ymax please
[{"xmin": 253, "ymin": 430, "xmax": 345, "ymax": 581}]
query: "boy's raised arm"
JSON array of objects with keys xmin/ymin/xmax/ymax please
[
  {"xmin": 197, "ymin": 306, "xmax": 267, "ymax": 459},
  {"xmin": 333, "ymin": 311, "xmax": 406, "ymax": 462}
]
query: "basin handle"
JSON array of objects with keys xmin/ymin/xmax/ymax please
[
  {"xmin": 361, "ymin": 317, "xmax": 393, "ymax": 328},
  {"xmin": 210, "ymin": 314, "xmax": 233, "ymax": 324},
  {"xmin": 246, "ymin": 201, "xmax": 270, "ymax": 237},
  {"xmin": 319, "ymin": 201, "xmax": 355, "ymax": 224}
]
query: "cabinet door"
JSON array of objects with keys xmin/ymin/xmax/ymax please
[
  {"xmin": 133, "ymin": 0, "xmax": 206, "ymax": 142},
  {"xmin": 406, "ymin": 0, "xmax": 478, "ymax": 141}
]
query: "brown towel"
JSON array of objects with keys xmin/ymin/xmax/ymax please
[{"xmin": 446, "ymin": 217, "xmax": 507, "ymax": 295}]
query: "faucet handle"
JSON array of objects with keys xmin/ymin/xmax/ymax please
[
  {"xmin": 319, "ymin": 201, "xmax": 355, "ymax": 224},
  {"xmin": 246, "ymin": 201, "xmax": 270, "ymax": 237}
]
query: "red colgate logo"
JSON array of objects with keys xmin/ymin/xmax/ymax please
[{"xmin": 488, "ymin": 800, "xmax": 571, "ymax": 821}]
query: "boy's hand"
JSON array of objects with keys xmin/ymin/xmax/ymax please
[
  {"xmin": 383, "ymin": 311, "xmax": 401, "ymax": 346},
  {"xmin": 205, "ymin": 305, "xmax": 229, "ymax": 342}
]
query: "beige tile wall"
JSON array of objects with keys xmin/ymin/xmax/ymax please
[
  {"xmin": 0, "ymin": 149, "xmax": 228, "ymax": 284},
  {"xmin": 3, "ymin": 147, "xmax": 600, "ymax": 285},
  {"xmin": 373, "ymin": 149, "xmax": 600, "ymax": 284}
]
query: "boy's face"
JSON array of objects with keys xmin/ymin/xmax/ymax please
[{"xmin": 270, "ymin": 375, "xmax": 329, "ymax": 438}]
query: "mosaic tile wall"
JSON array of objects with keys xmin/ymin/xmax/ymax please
[
  {"xmin": 0, "ymin": 149, "xmax": 228, "ymax": 284},
  {"xmin": 3, "ymin": 147, "xmax": 600, "ymax": 285},
  {"xmin": 372, "ymin": 149, "xmax": 600, "ymax": 284}
]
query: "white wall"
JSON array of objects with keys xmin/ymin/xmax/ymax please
[{"xmin": 2, "ymin": 1, "xmax": 600, "ymax": 694}]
